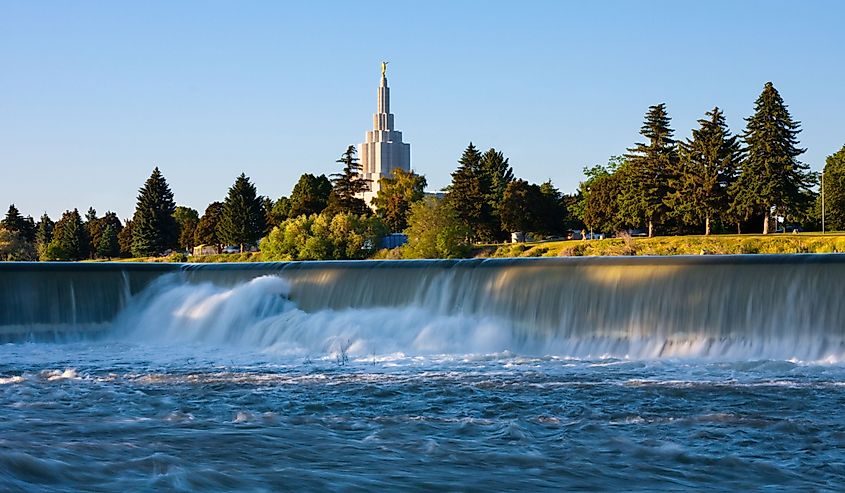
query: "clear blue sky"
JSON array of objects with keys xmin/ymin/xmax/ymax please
[{"xmin": 2, "ymin": 0, "xmax": 844, "ymax": 220}]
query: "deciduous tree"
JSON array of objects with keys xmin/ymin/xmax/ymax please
[
  {"xmin": 402, "ymin": 197, "xmax": 470, "ymax": 258},
  {"xmin": 173, "ymin": 206, "xmax": 199, "ymax": 251},
  {"xmin": 194, "ymin": 202, "xmax": 224, "ymax": 252},
  {"xmin": 500, "ymin": 179, "xmax": 543, "ymax": 236},
  {"xmin": 288, "ymin": 174, "xmax": 332, "ymax": 218},
  {"xmin": 818, "ymin": 144, "xmax": 845, "ymax": 231},
  {"xmin": 372, "ymin": 168, "xmax": 427, "ymax": 232}
]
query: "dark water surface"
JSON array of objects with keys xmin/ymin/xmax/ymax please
[{"xmin": 2, "ymin": 343, "xmax": 844, "ymax": 492}]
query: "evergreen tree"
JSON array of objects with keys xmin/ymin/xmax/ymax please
[
  {"xmin": 2, "ymin": 204, "xmax": 25, "ymax": 233},
  {"xmin": 97, "ymin": 224, "xmax": 120, "ymax": 259},
  {"xmin": 731, "ymin": 82, "xmax": 811, "ymax": 234},
  {"xmin": 447, "ymin": 143, "xmax": 497, "ymax": 242},
  {"xmin": 131, "ymin": 167, "xmax": 178, "ymax": 257},
  {"xmin": 667, "ymin": 107, "xmax": 741, "ymax": 235},
  {"xmin": 288, "ymin": 174, "xmax": 332, "ymax": 218},
  {"xmin": 47, "ymin": 209, "xmax": 87, "ymax": 260},
  {"xmin": 2, "ymin": 204, "xmax": 35, "ymax": 242},
  {"xmin": 261, "ymin": 197, "xmax": 274, "ymax": 234},
  {"xmin": 818, "ymin": 144, "xmax": 845, "ymax": 231},
  {"xmin": 623, "ymin": 103, "xmax": 678, "ymax": 237},
  {"xmin": 218, "ymin": 173, "xmax": 267, "ymax": 252},
  {"xmin": 372, "ymin": 168, "xmax": 427, "ymax": 232},
  {"xmin": 35, "ymin": 213, "xmax": 54, "ymax": 258},
  {"xmin": 326, "ymin": 146, "xmax": 371, "ymax": 217},
  {"xmin": 84, "ymin": 207, "xmax": 100, "ymax": 258},
  {"xmin": 194, "ymin": 202, "xmax": 224, "ymax": 251},
  {"xmin": 85, "ymin": 211, "xmax": 123, "ymax": 259},
  {"xmin": 479, "ymin": 148, "xmax": 515, "ymax": 235}
]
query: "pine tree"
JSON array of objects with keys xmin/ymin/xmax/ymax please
[
  {"xmin": 218, "ymin": 173, "xmax": 266, "ymax": 252},
  {"xmin": 1, "ymin": 204, "xmax": 35, "ymax": 241},
  {"xmin": 623, "ymin": 103, "xmax": 678, "ymax": 237},
  {"xmin": 131, "ymin": 167, "xmax": 178, "ymax": 257},
  {"xmin": 35, "ymin": 213, "xmax": 54, "ymax": 258},
  {"xmin": 2, "ymin": 204, "xmax": 25, "ymax": 233},
  {"xmin": 731, "ymin": 82, "xmax": 811, "ymax": 234},
  {"xmin": 479, "ymin": 148, "xmax": 515, "ymax": 222},
  {"xmin": 447, "ymin": 143, "xmax": 497, "ymax": 242},
  {"xmin": 84, "ymin": 211, "xmax": 123, "ymax": 259},
  {"xmin": 83, "ymin": 207, "xmax": 100, "ymax": 259},
  {"xmin": 667, "ymin": 107, "xmax": 741, "ymax": 235},
  {"xmin": 97, "ymin": 212, "xmax": 123, "ymax": 258},
  {"xmin": 47, "ymin": 209, "xmax": 87, "ymax": 260},
  {"xmin": 97, "ymin": 224, "xmax": 120, "ymax": 259},
  {"xmin": 326, "ymin": 145, "xmax": 371, "ymax": 216}
]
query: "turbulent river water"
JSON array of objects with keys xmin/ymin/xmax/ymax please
[{"xmin": 1, "ymin": 257, "xmax": 844, "ymax": 491}]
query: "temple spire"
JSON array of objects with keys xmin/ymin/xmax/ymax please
[
  {"xmin": 377, "ymin": 63, "xmax": 390, "ymax": 119},
  {"xmin": 358, "ymin": 62, "xmax": 411, "ymax": 206}
]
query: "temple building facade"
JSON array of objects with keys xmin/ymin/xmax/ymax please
[{"xmin": 359, "ymin": 62, "xmax": 411, "ymax": 205}]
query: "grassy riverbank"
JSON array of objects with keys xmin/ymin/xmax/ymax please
[
  {"xmin": 484, "ymin": 233, "xmax": 845, "ymax": 258},
  {"xmin": 105, "ymin": 233, "xmax": 845, "ymax": 262}
]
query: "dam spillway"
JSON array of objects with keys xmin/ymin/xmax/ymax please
[
  {"xmin": 3, "ymin": 255, "xmax": 845, "ymax": 490},
  {"xmin": 1, "ymin": 255, "xmax": 843, "ymax": 360}
]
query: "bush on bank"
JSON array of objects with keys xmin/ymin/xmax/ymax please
[{"xmin": 259, "ymin": 212, "xmax": 386, "ymax": 261}]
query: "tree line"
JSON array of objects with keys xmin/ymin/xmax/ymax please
[
  {"xmin": 3, "ymin": 81, "xmax": 845, "ymax": 261},
  {"xmin": 575, "ymin": 82, "xmax": 823, "ymax": 237}
]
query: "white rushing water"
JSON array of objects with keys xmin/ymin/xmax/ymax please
[{"xmin": 108, "ymin": 270, "xmax": 845, "ymax": 363}]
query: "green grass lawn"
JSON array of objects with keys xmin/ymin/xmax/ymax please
[{"xmin": 483, "ymin": 233, "xmax": 845, "ymax": 258}]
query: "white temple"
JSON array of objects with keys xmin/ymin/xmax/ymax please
[{"xmin": 359, "ymin": 62, "xmax": 411, "ymax": 205}]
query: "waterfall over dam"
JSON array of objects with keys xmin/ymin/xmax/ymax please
[{"xmin": 1, "ymin": 255, "xmax": 843, "ymax": 360}]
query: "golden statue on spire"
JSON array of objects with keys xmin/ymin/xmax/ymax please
[{"xmin": 381, "ymin": 60, "xmax": 389, "ymax": 77}]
